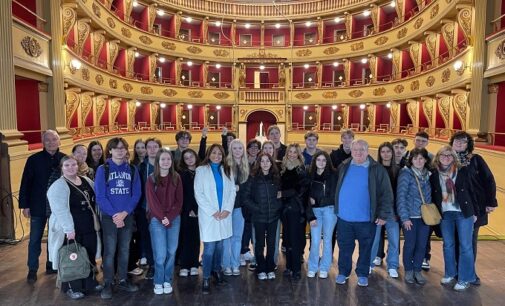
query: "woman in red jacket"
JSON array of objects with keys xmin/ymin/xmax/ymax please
[{"xmin": 146, "ymin": 148, "xmax": 183, "ymax": 295}]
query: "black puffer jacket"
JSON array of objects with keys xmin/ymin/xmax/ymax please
[
  {"xmin": 243, "ymin": 173, "xmax": 282, "ymax": 224},
  {"xmin": 306, "ymin": 169, "xmax": 338, "ymax": 222},
  {"xmin": 281, "ymin": 165, "xmax": 309, "ymax": 214}
]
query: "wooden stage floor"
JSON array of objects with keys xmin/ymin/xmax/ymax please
[{"xmin": 0, "ymin": 239, "xmax": 504, "ymax": 306}]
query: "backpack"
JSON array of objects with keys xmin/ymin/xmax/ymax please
[{"xmin": 58, "ymin": 240, "xmax": 93, "ymax": 283}]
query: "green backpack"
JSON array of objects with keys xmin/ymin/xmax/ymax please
[{"xmin": 57, "ymin": 240, "xmax": 92, "ymax": 283}]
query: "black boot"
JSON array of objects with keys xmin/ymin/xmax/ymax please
[
  {"xmin": 212, "ymin": 271, "xmax": 227, "ymax": 285},
  {"xmin": 202, "ymin": 278, "xmax": 210, "ymax": 294}
]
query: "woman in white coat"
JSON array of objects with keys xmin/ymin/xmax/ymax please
[{"xmin": 194, "ymin": 144, "xmax": 236, "ymax": 294}]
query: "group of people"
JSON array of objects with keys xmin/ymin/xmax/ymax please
[{"xmin": 18, "ymin": 126, "xmax": 497, "ymax": 300}]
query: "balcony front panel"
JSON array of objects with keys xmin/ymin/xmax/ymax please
[
  {"xmin": 62, "ymin": 48, "xmax": 236, "ymax": 104},
  {"xmin": 80, "ymin": 0, "xmax": 456, "ymax": 63},
  {"xmin": 154, "ymin": 0, "xmax": 369, "ymax": 21},
  {"xmin": 485, "ymin": 30, "xmax": 505, "ymax": 78},
  {"xmin": 12, "ymin": 18, "xmax": 52, "ymax": 76},
  {"xmin": 290, "ymin": 48, "xmax": 472, "ymax": 104}
]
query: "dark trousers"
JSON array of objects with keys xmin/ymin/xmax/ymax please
[
  {"xmin": 253, "ymin": 220, "xmax": 278, "ymax": 274},
  {"xmin": 101, "ymin": 214, "xmax": 133, "ymax": 284},
  {"xmin": 283, "ymin": 209, "xmax": 305, "ymax": 274},
  {"xmin": 178, "ymin": 214, "xmax": 200, "ymax": 269},
  {"xmin": 336, "ymin": 218, "xmax": 375, "ymax": 277},
  {"xmin": 241, "ymin": 220, "xmax": 253, "ymax": 254},
  {"xmin": 27, "ymin": 216, "xmax": 52, "ymax": 271},
  {"xmin": 132, "ymin": 208, "xmax": 153, "ymax": 267},
  {"xmin": 61, "ymin": 232, "xmax": 98, "ymax": 293},
  {"xmin": 403, "ymin": 218, "xmax": 430, "ymax": 272},
  {"xmin": 376, "ymin": 226, "xmax": 386, "ymax": 259}
]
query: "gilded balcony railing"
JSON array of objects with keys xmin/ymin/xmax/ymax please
[
  {"xmin": 156, "ymin": 0, "xmax": 369, "ymax": 20},
  {"xmin": 240, "ymin": 89, "xmax": 284, "ymax": 103}
]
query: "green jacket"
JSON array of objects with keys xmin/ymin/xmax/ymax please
[{"xmin": 334, "ymin": 156, "xmax": 394, "ymax": 221}]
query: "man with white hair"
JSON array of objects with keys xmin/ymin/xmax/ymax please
[
  {"xmin": 334, "ymin": 139, "xmax": 393, "ymax": 287},
  {"xmin": 19, "ymin": 130, "xmax": 66, "ymax": 284}
]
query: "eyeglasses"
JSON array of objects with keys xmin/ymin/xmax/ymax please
[
  {"xmin": 440, "ymin": 153, "xmax": 453, "ymax": 159},
  {"xmin": 453, "ymin": 139, "xmax": 468, "ymax": 144},
  {"xmin": 415, "ymin": 138, "xmax": 428, "ymax": 143}
]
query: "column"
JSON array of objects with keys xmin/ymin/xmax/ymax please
[
  {"xmin": 0, "ymin": 1, "xmax": 25, "ymax": 149},
  {"xmin": 289, "ymin": 21, "xmax": 294, "ymax": 46},
  {"xmin": 260, "ymin": 21, "xmax": 265, "ymax": 47},
  {"xmin": 487, "ymin": 84, "xmax": 498, "ymax": 135}
]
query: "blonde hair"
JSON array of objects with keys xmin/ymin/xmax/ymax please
[
  {"xmin": 226, "ymin": 139, "xmax": 250, "ymax": 184},
  {"xmin": 432, "ymin": 145, "xmax": 461, "ymax": 170},
  {"xmin": 281, "ymin": 143, "xmax": 304, "ymax": 173}
]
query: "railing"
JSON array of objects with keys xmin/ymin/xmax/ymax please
[
  {"xmin": 240, "ymin": 90, "xmax": 283, "ymax": 103},
  {"xmin": 491, "ymin": 13, "xmax": 505, "ymax": 35},
  {"xmin": 12, "ymin": 0, "xmax": 46, "ymax": 31}
]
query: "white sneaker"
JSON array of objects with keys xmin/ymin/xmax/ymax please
[
  {"xmin": 369, "ymin": 266, "xmax": 374, "ymax": 274},
  {"xmin": 240, "ymin": 255, "xmax": 247, "ymax": 266},
  {"xmin": 140, "ymin": 257, "xmax": 147, "ymax": 266},
  {"xmin": 307, "ymin": 271, "xmax": 316, "ymax": 278},
  {"xmin": 441, "ymin": 276, "xmax": 455, "ymax": 284},
  {"xmin": 190, "ymin": 267, "xmax": 199, "ymax": 276},
  {"xmin": 232, "ymin": 267, "xmax": 240, "ymax": 276},
  {"xmin": 454, "ymin": 281, "xmax": 470, "ymax": 291},
  {"xmin": 267, "ymin": 272, "xmax": 275, "ymax": 280},
  {"xmin": 372, "ymin": 256, "xmax": 382, "ymax": 266},
  {"xmin": 153, "ymin": 284, "xmax": 163, "ymax": 295},
  {"xmin": 388, "ymin": 269, "xmax": 399, "ymax": 278},
  {"xmin": 223, "ymin": 268, "xmax": 233, "ymax": 276},
  {"xmin": 179, "ymin": 269, "xmax": 189, "ymax": 277},
  {"xmin": 163, "ymin": 282, "xmax": 173, "ymax": 294},
  {"xmin": 243, "ymin": 251, "xmax": 254, "ymax": 261},
  {"xmin": 128, "ymin": 267, "xmax": 143, "ymax": 276},
  {"xmin": 319, "ymin": 271, "xmax": 328, "ymax": 279},
  {"xmin": 258, "ymin": 272, "xmax": 267, "ymax": 280}
]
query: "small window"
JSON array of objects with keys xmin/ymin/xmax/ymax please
[
  {"xmin": 179, "ymin": 28, "xmax": 190, "ymax": 41},
  {"xmin": 153, "ymin": 24, "xmax": 161, "ymax": 35},
  {"xmin": 208, "ymin": 72, "xmax": 220, "ymax": 87},
  {"xmin": 303, "ymin": 72, "xmax": 315, "ymax": 88},
  {"xmin": 334, "ymin": 29, "xmax": 346, "ymax": 42},
  {"xmin": 209, "ymin": 32, "xmax": 220, "ymax": 44},
  {"xmin": 272, "ymin": 34, "xmax": 285, "ymax": 46},
  {"xmin": 239, "ymin": 34, "xmax": 252, "ymax": 46},
  {"xmin": 304, "ymin": 32, "xmax": 316, "ymax": 45}
]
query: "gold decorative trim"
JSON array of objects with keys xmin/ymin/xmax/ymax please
[
  {"xmin": 106, "ymin": 17, "xmax": 115, "ymax": 28},
  {"xmin": 20, "ymin": 36, "xmax": 42, "ymax": 58},
  {"xmin": 163, "ymin": 88, "xmax": 177, "ymax": 97},
  {"xmin": 295, "ymin": 92, "xmax": 311, "ymax": 100},
  {"xmin": 442, "ymin": 68, "xmax": 451, "ymax": 82},
  {"xmin": 82, "ymin": 68, "xmax": 90, "ymax": 81},
  {"xmin": 187, "ymin": 46, "xmax": 202, "ymax": 54},
  {"xmin": 188, "ymin": 91, "xmax": 203, "ymax": 98},
  {"xmin": 141, "ymin": 86, "xmax": 153, "ymax": 94},
  {"xmin": 350, "ymin": 42, "xmax": 364, "ymax": 51},
  {"xmin": 139, "ymin": 35, "xmax": 153, "ymax": 45},
  {"xmin": 374, "ymin": 36, "xmax": 388, "ymax": 46},
  {"xmin": 246, "ymin": 49, "xmax": 279, "ymax": 58},
  {"xmin": 162, "ymin": 41, "xmax": 176, "ymax": 50},
  {"xmin": 495, "ymin": 40, "xmax": 505, "ymax": 60},
  {"xmin": 394, "ymin": 84, "xmax": 405, "ymax": 93},
  {"xmin": 397, "ymin": 28, "xmax": 407, "ymax": 39},
  {"xmin": 214, "ymin": 49, "xmax": 230, "ymax": 57},
  {"xmin": 413, "ymin": 18, "xmax": 424, "ymax": 29},
  {"xmin": 123, "ymin": 83, "xmax": 133, "ymax": 92},
  {"xmin": 425, "ymin": 76, "xmax": 435, "ymax": 87},
  {"xmin": 92, "ymin": 2, "xmax": 101, "ymax": 17},
  {"xmin": 348, "ymin": 90, "xmax": 363, "ymax": 98},
  {"xmin": 109, "ymin": 78, "xmax": 117, "ymax": 89},
  {"xmin": 430, "ymin": 4, "xmax": 440, "ymax": 18},
  {"xmin": 121, "ymin": 27, "xmax": 132, "ymax": 38},
  {"xmin": 322, "ymin": 91, "xmax": 337, "ymax": 99},
  {"xmin": 410, "ymin": 80, "xmax": 420, "ymax": 91},
  {"xmin": 423, "ymin": 99, "xmax": 434, "ymax": 126},
  {"xmin": 323, "ymin": 47, "xmax": 340, "ymax": 55},
  {"xmin": 296, "ymin": 49, "xmax": 312, "ymax": 57},
  {"xmin": 214, "ymin": 92, "xmax": 230, "ymax": 99},
  {"xmin": 95, "ymin": 74, "xmax": 104, "ymax": 85},
  {"xmin": 373, "ymin": 87, "xmax": 386, "ymax": 96}
]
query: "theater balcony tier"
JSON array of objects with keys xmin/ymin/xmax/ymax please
[
  {"xmin": 72, "ymin": 0, "xmax": 461, "ymax": 62},
  {"xmin": 62, "ymin": 46, "xmax": 471, "ymax": 104}
]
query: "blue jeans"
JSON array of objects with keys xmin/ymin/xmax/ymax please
[
  {"xmin": 402, "ymin": 218, "xmax": 430, "ymax": 272},
  {"xmin": 336, "ymin": 218, "xmax": 375, "ymax": 277},
  {"xmin": 27, "ymin": 216, "xmax": 51, "ymax": 271},
  {"xmin": 440, "ymin": 211, "xmax": 476, "ymax": 282},
  {"xmin": 101, "ymin": 214, "xmax": 134, "ymax": 283},
  {"xmin": 308, "ymin": 206, "xmax": 337, "ymax": 273},
  {"xmin": 222, "ymin": 208, "xmax": 245, "ymax": 269},
  {"xmin": 202, "ymin": 240, "xmax": 223, "ymax": 279},
  {"xmin": 370, "ymin": 220, "xmax": 400, "ymax": 270},
  {"xmin": 149, "ymin": 216, "xmax": 180, "ymax": 285}
]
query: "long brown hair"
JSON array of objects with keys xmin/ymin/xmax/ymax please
[
  {"xmin": 252, "ymin": 153, "xmax": 280, "ymax": 184},
  {"xmin": 201, "ymin": 144, "xmax": 231, "ymax": 179},
  {"xmin": 152, "ymin": 148, "xmax": 178, "ymax": 186}
]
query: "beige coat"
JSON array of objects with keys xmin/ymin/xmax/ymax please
[{"xmin": 194, "ymin": 165, "xmax": 236, "ymax": 242}]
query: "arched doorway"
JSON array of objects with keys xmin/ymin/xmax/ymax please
[{"xmin": 246, "ymin": 111, "xmax": 277, "ymax": 142}]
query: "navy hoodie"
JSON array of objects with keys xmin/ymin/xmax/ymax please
[{"xmin": 94, "ymin": 159, "xmax": 141, "ymax": 217}]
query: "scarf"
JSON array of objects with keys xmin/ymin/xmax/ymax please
[
  {"xmin": 411, "ymin": 167, "xmax": 429, "ymax": 182},
  {"xmin": 438, "ymin": 163, "xmax": 458, "ymax": 207},
  {"xmin": 456, "ymin": 150, "xmax": 472, "ymax": 167},
  {"xmin": 283, "ymin": 158, "xmax": 302, "ymax": 171}
]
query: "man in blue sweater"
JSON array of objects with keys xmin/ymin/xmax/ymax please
[
  {"xmin": 334, "ymin": 139, "xmax": 393, "ymax": 287},
  {"xmin": 94, "ymin": 137, "xmax": 141, "ymax": 299}
]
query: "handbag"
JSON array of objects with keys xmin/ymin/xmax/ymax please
[
  {"xmin": 58, "ymin": 240, "xmax": 92, "ymax": 282},
  {"xmin": 413, "ymin": 175, "xmax": 441, "ymax": 226}
]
